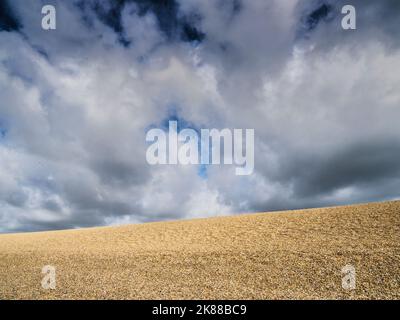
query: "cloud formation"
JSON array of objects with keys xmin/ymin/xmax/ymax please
[{"xmin": 0, "ymin": 0, "xmax": 399, "ymax": 232}]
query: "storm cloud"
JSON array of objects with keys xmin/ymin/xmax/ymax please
[{"xmin": 0, "ymin": 0, "xmax": 399, "ymax": 232}]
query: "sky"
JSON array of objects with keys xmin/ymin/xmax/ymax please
[{"xmin": 0, "ymin": 0, "xmax": 399, "ymax": 233}]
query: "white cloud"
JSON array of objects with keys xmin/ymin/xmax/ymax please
[{"xmin": 0, "ymin": 0, "xmax": 399, "ymax": 232}]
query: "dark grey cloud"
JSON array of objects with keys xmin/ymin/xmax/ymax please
[
  {"xmin": 277, "ymin": 139, "xmax": 400, "ymax": 198},
  {"xmin": 296, "ymin": 0, "xmax": 400, "ymax": 50},
  {"xmin": 75, "ymin": 0, "xmax": 205, "ymax": 46},
  {"xmin": 0, "ymin": 0, "xmax": 21, "ymax": 32},
  {"xmin": 301, "ymin": 2, "xmax": 334, "ymax": 32}
]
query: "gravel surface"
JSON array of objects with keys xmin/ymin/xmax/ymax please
[{"xmin": 0, "ymin": 201, "xmax": 399, "ymax": 299}]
